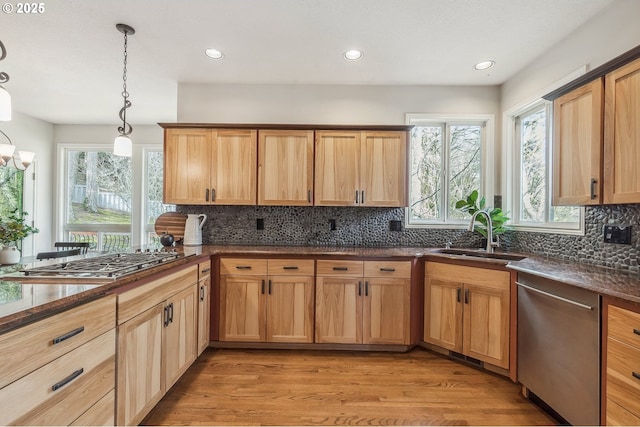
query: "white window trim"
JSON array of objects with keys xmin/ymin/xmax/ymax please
[
  {"xmin": 404, "ymin": 113, "xmax": 495, "ymax": 229},
  {"xmin": 502, "ymin": 67, "xmax": 587, "ymax": 236}
]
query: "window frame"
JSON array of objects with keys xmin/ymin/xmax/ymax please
[
  {"xmin": 504, "ymin": 100, "xmax": 585, "ymax": 235},
  {"xmin": 405, "ymin": 113, "xmax": 495, "ymax": 229}
]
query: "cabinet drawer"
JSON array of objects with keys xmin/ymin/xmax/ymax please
[
  {"xmin": 607, "ymin": 397, "xmax": 640, "ymax": 426},
  {"xmin": 117, "ymin": 264, "xmax": 198, "ymax": 325},
  {"xmin": 199, "ymin": 259, "xmax": 212, "ymax": 279},
  {"xmin": 71, "ymin": 389, "xmax": 115, "ymax": 426},
  {"xmin": 268, "ymin": 259, "xmax": 314, "ymax": 276},
  {"xmin": 425, "ymin": 261, "xmax": 510, "ymax": 291},
  {"xmin": 609, "ymin": 305, "xmax": 640, "ymax": 349},
  {"xmin": 0, "ymin": 294, "xmax": 116, "ymax": 389},
  {"xmin": 0, "ymin": 329, "xmax": 116, "ymax": 426},
  {"xmin": 316, "ymin": 260, "xmax": 363, "ymax": 277},
  {"xmin": 220, "ymin": 258, "xmax": 267, "ymax": 275},
  {"xmin": 364, "ymin": 261, "xmax": 411, "ymax": 278},
  {"xmin": 606, "ymin": 337, "xmax": 640, "ymax": 418}
]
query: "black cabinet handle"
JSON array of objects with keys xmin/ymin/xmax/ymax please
[
  {"xmin": 261, "ymin": 279, "xmax": 265, "ymax": 294},
  {"xmin": 457, "ymin": 287, "xmax": 461, "ymax": 303},
  {"xmin": 52, "ymin": 326, "xmax": 85, "ymax": 345},
  {"xmin": 211, "ymin": 188, "xmax": 217, "ymax": 202},
  {"xmin": 634, "ymin": 328, "xmax": 640, "ymax": 336},
  {"xmin": 590, "ymin": 178, "xmax": 597, "ymax": 200},
  {"xmin": 358, "ymin": 281, "xmax": 362, "ymax": 296},
  {"xmin": 200, "ymin": 285, "xmax": 205, "ymax": 301},
  {"xmin": 355, "ymin": 191, "xmax": 359, "ymax": 204},
  {"xmin": 464, "ymin": 288, "xmax": 469, "ymax": 304},
  {"xmin": 236, "ymin": 266, "xmax": 252, "ymax": 270},
  {"xmin": 201, "ymin": 268, "xmax": 210, "ymax": 274},
  {"xmin": 52, "ymin": 368, "xmax": 84, "ymax": 392},
  {"xmin": 168, "ymin": 303, "xmax": 174, "ymax": 324},
  {"xmin": 361, "ymin": 191, "xmax": 365, "ymax": 204},
  {"xmin": 379, "ymin": 268, "xmax": 396, "ymax": 272},
  {"xmin": 633, "ymin": 371, "xmax": 640, "ymax": 381},
  {"xmin": 163, "ymin": 305, "xmax": 170, "ymax": 327},
  {"xmin": 333, "ymin": 267, "xmax": 348, "ymax": 271},
  {"xmin": 283, "ymin": 266, "xmax": 299, "ymax": 270},
  {"xmin": 268, "ymin": 280, "xmax": 272, "ymax": 295},
  {"xmin": 205, "ymin": 189, "xmax": 210, "ymax": 202},
  {"xmin": 365, "ymin": 281, "xmax": 369, "ymax": 297},
  {"xmin": 308, "ymin": 190, "xmax": 312, "ymax": 204}
]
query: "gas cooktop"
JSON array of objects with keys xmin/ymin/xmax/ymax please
[{"xmin": 18, "ymin": 250, "xmax": 190, "ymax": 282}]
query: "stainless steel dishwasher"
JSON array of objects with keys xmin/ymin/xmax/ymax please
[{"xmin": 517, "ymin": 272, "xmax": 600, "ymax": 426}]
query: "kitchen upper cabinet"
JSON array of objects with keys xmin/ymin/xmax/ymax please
[
  {"xmin": 258, "ymin": 130, "xmax": 314, "ymax": 206},
  {"xmin": 315, "ymin": 130, "xmax": 408, "ymax": 207},
  {"xmin": 424, "ymin": 261, "xmax": 510, "ymax": 369},
  {"xmin": 116, "ymin": 265, "xmax": 198, "ymax": 426},
  {"xmin": 163, "ymin": 128, "xmax": 257, "ymax": 205},
  {"xmin": 315, "ymin": 260, "xmax": 411, "ymax": 345},
  {"xmin": 552, "ymin": 78, "xmax": 604, "ymax": 205},
  {"xmin": 604, "ymin": 57, "xmax": 640, "ymax": 204},
  {"xmin": 219, "ymin": 258, "xmax": 314, "ymax": 343}
]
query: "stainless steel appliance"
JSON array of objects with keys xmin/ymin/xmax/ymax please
[
  {"xmin": 16, "ymin": 250, "xmax": 189, "ymax": 282},
  {"xmin": 517, "ymin": 272, "xmax": 600, "ymax": 425}
]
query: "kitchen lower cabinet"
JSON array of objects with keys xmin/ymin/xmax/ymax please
[
  {"xmin": 315, "ymin": 260, "xmax": 411, "ymax": 345},
  {"xmin": 116, "ymin": 265, "xmax": 198, "ymax": 426},
  {"xmin": 219, "ymin": 258, "xmax": 314, "ymax": 343},
  {"xmin": 0, "ymin": 295, "xmax": 116, "ymax": 426},
  {"xmin": 197, "ymin": 259, "xmax": 212, "ymax": 355},
  {"xmin": 424, "ymin": 261, "xmax": 510, "ymax": 369},
  {"xmin": 603, "ymin": 298, "xmax": 640, "ymax": 425}
]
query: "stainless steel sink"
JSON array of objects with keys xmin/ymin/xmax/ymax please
[{"xmin": 436, "ymin": 248, "xmax": 527, "ymax": 261}]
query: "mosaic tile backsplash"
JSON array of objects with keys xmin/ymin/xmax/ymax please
[{"xmin": 179, "ymin": 204, "xmax": 640, "ymax": 272}]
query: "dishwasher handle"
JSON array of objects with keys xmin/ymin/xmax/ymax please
[{"xmin": 516, "ymin": 281, "xmax": 594, "ymax": 311}]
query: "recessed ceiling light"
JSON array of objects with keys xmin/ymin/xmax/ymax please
[
  {"xmin": 473, "ymin": 60, "xmax": 495, "ymax": 71},
  {"xmin": 344, "ymin": 49, "xmax": 363, "ymax": 61},
  {"xmin": 204, "ymin": 48, "xmax": 224, "ymax": 59}
]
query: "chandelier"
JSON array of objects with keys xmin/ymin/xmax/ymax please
[{"xmin": 114, "ymin": 24, "xmax": 135, "ymax": 157}]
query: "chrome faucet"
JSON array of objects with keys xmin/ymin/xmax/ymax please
[{"xmin": 468, "ymin": 209, "xmax": 498, "ymax": 254}]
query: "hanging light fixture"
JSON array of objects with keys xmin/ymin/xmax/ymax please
[
  {"xmin": 0, "ymin": 39, "xmax": 35, "ymax": 170},
  {"xmin": 0, "ymin": 40, "xmax": 12, "ymax": 121},
  {"xmin": 114, "ymin": 23, "xmax": 135, "ymax": 157}
]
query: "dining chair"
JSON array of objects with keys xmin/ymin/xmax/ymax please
[
  {"xmin": 36, "ymin": 248, "xmax": 83, "ymax": 260},
  {"xmin": 54, "ymin": 242, "xmax": 91, "ymax": 254}
]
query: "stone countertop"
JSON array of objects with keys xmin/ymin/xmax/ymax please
[{"xmin": 196, "ymin": 244, "xmax": 428, "ymax": 258}]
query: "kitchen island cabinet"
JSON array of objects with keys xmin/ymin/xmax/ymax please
[
  {"xmin": 115, "ymin": 264, "xmax": 198, "ymax": 426},
  {"xmin": 163, "ymin": 128, "xmax": 257, "ymax": 205},
  {"xmin": 219, "ymin": 258, "xmax": 314, "ymax": 343},
  {"xmin": 424, "ymin": 261, "xmax": 510, "ymax": 369}
]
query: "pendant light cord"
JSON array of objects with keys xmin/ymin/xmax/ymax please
[{"xmin": 117, "ymin": 29, "xmax": 132, "ymax": 137}]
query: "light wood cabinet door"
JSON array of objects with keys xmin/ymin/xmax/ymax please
[
  {"xmin": 163, "ymin": 128, "xmax": 212, "ymax": 204},
  {"xmin": 315, "ymin": 131, "xmax": 361, "ymax": 206},
  {"xmin": 361, "ymin": 131, "xmax": 407, "ymax": 207},
  {"xmin": 363, "ymin": 277, "xmax": 410, "ymax": 345},
  {"xmin": 315, "ymin": 276, "xmax": 362, "ymax": 344},
  {"xmin": 258, "ymin": 130, "xmax": 314, "ymax": 206},
  {"xmin": 266, "ymin": 275, "xmax": 314, "ymax": 343},
  {"xmin": 197, "ymin": 275, "xmax": 211, "ymax": 355},
  {"xmin": 463, "ymin": 282, "xmax": 510, "ymax": 369},
  {"xmin": 604, "ymin": 57, "xmax": 640, "ymax": 204},
  {"xmin": 219, "ymin": 274, "xmax": 266, "ymax": 342},
  {"xmin": 552, "ymin": 78, "xmax": 604, "ymax": 205},
  {"xmin": 210, "ymin": 129, "xmax": 257, "ymax": 205},
  {"xmin": 116, "ymin": 305, "xmax": 164, "ymax": 426},
  {"xmin": 164, "ymin": 284, "xmax": 198, "ymax": 391},
  {"xmin": 424, "ymin": 276, "xmax": 462, "ymax": 352}
]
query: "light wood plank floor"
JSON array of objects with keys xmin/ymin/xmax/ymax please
[{"xmin": 143, "ymin": 348, "xmax": 556, "ymax": 426}]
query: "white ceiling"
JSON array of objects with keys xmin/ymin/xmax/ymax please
[{"xmin": 0, "ymin": 0, "xmax": 615, "ymax": 125}]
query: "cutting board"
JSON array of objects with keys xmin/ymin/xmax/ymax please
[{"xmin": 154, "ymin": 212, "xmax": 187, "ymax": 241}]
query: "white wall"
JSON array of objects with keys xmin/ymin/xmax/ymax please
[
  {"xmin": 0, "ymin": 112, "xmax": 54, "ymax": 255},
  {"xmin": 501, "ymin": 0, "xmax": 640, "ymax": 111}
]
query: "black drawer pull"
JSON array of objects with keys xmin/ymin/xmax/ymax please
[
  {"xmin": 333, "ymin": 267, "xmax": 348, "ymax": 271},
  {"xmin": 283, "ymin": 266, "xmax": 299, "ymax": 270},
  {"xmin": 379, "ymin": 268, "xmax": 396, "ymax": 272},
  {"xmin": 52, "ymin": 368, "xmax": 84, "ymax": 391},
  {"xmin": 633, "ymin": 328, "xmax": 640, "ymax": 336},
  {"xmin": 201, "ymin": 268, "xmax": 210, "ymax": 274},
  {"xmin": 633, "ymin": 371, "xmax": 640, "ymax": 381},
  {"xmin": 235, "ymin": 266, "xmax": 252, "ymax": 270},
  {"xmin": 52, "ymin": 326, "xmax": 85, "ymax": 345}
]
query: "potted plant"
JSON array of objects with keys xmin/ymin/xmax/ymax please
[
  {"xmin": 455, "ymin": 190, "xmax": 509, "ymax": 246},
  {"xmin": 0, "ymin": 210, "xmax": 39, "ymax": 265}
]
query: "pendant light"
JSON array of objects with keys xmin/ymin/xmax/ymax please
[
  {"xmin": 114, "ymin": 24, "xmax": 135, "ymax": 157},
  {"xmin": 0, "ymin": 40, "xmax": 12, "ymax": 121},
  {"xmin": 0, "ymin": 39, "xmax": 35, "ymax": 170}
]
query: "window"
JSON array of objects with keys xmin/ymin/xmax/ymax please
[
  {"xmin": 0, "ymin": 167, "xmax": 24, "ymax": 218},
  {"xmin": 59, "ymin": 144, "xmax": 173, "ymax": 251},
  {"xmin": 509, "ymin": 101, "xmax": 582, "ymax": 232},
  {"xmin": 406, "ymin": 114, "xmax": 493, "ymax": 227}
]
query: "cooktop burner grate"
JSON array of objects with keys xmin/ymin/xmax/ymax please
[{"xmin": 21, "ymin": 251, "xmax": 183, "ymax": 279}]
